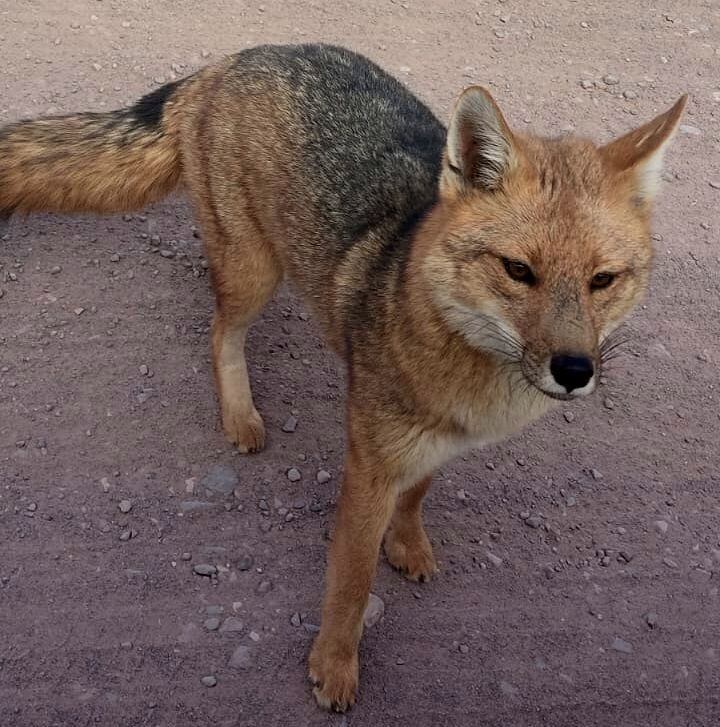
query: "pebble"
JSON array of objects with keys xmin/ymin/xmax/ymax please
[
  {"xmin": 500, "ymin": 680, "xmax": 519, "ymax": 697},
  {"xmin": 663, "ymin": 557, "xmax": 679, "ymax": 569},
  {"xmin": 181, "ymin": 552, "xmax": 192, "ymax": 561},
  {"xmin": 201, "ymin": 464, "xmax": 239, "ymax": 495},
  {"xmin": 602, "ymin": 74, "xmax": 619, "ymax": 85},
  {"xmin": 458, "ymin": 644, "xmax": 470, "ymax": 654},
  {"xmin": 119, "ymin": 529, "xmax": 135, "ymax": 541},
  {"xmin": 316, "ymin": 469, "xmax": 332, "ymax": 484},
  {"xmin": 206, "ymin": 605, "xmax": 225, "ymax": 616},
  {"xmin": 220, "ymin": 617, "xmax": 244, "ymax": 633},
  {"xmin": 204, "ymin": 617, "xmax": 221, "ymax": 631},
  {"xmin": 110, "ymin": 253, "xmax": 120, "ymax": 262},
  {"xmin": 237, "ymin": 553, "xmax": 254, "ymax": 571},
  {"xmin": 118, "ymin": 499, "xmax": 133, "ymax": 514},
  {"xmin": 590, "ymin": 469, "xmax": 603, "ymax": 481},
  {"xmin": 286, "ymin": 467, "xmax": 302, "ymax": 482},
  {"xmin": 363, "ymin": 593, "xmax": 385, "ymax": 628},
  {"xmin": 249, "ymin": 631, "xmax": 261, "ymax": 642},
  {"xmin": 524, "ymin": 515, "xmax": 543, "ymax": 529},
  {"xmin": 709, "ymin": 181, "xmax": 720, "ymax": 190},
  {"xmin": 179, "ymin": 500, "xmax": 215, "ymax": 512},
  {"xmin": 486, "ymin": 550, "xmax": 503, "ymax": 568},
  {"xmin": 563, "ymin": 411, "xmax": 575, "ymax": 423},
  {"xmin": 644, "ymin": 612, "xmax": 659, "ymax": 629},
  {"xmin": 580, "ymin": 79, "xmax": 594, "ymax": 89},
  {"xmin": 228, "ymin": 645, "xmax": 252, "ymax": 669},
  {"xmin": 201, "ymin": 676, "xmax": 217, "ymax": 687},
  {"xmin": 679, "ymin": 124, "xmax": 702, "ymax": 136},
  {"xmin": 654, "ymin": 520, "xmax": 669, "ymax": 534},
  {"xmin": 290, "ymin": 612, "xmax": 302, "ymax": 627},
  {"xmin": 611, "ymin": 637, "xmax": 633, "ymax": 654},
  {"xmin": 256, "ymin": 579, "xmax": 273, "ymax": 595},
  {"xmin": 281, "ymin": 416, "xmax": 298, "ymax": 433},
  {"xmin": 193, "ymin": 564, "xmax": 217, "ymax": 577},
  {"xmin": 50, "ymin": 265, "xmax": 62, "ymax": 275},
  {"xmin": 623, "ymin": 89, "xmax": 638, "ymax": 100},
  {"xmin": 139, "ymin": 364, "xmax": 149, "ymax": 376}
]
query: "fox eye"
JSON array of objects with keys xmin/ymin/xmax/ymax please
[
  {"xmin": 503, "ymin": 258, "xmax": 536, "ymax": 285},
  {"xmin": 591, "ymin": 272, "xmax": 615, "ymax": 290}
]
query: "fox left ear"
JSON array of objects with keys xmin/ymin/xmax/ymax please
[
  {"xmin": 600, "ymin": 95, "xmax": 688, "ymax": 204},
  {"xmin": 442, "ymin": 86, "xmax": 518, "ymax": 195}
]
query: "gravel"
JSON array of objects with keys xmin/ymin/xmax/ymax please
[
  {"xmin": 193, "ymin": 564, "xmax": 217, "ymax": 577},
  {"xmin": 118, "ymin": 499, "xmax": 133, "ymax": 514},
  {"xmin": 363, "ymin": 593, "xmax": 385, "ymax": 628},
  {"xmin": 201, "ymin": 464, "xmax": 239, "ymax": 495}
]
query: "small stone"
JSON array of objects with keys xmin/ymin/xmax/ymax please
[
  {"xmin": 220, "ymin": 617, "xmax": 244, "ymax": 633},
  {"xmin": 486, "ymin": 550, "xmax": 503, "ymax": 568},
  {"xmin": 563, "ymin": 411, "xmax": 575, "ymax": 423},
  {"xmin": 228, "ymin": 645, "xmax": 252, "ymax": 669},
  {"xmin": 74, "ymin": 307, "xmax": 85, "ymax": 316},
  {"xmin": 602, "ymin": 74, "xmax": 619, "ymax": 85},
  {"xmin": 206, "ymin": 605, "xmax": 225, "ymax": 616},
  {"xmin": 458, "ymin": 644, "xmax": 470, "ymax": 654},
  {"xmin": 201, "ymin": 464, "xmax": 239, "ymax": 495},
  {"xmin": 617, "ymin": 551, "xmax": 633, "ymax": 564},
  {"xmin": 256, "ymin": 579, "xmax": 273, "ymax": 595},
  {"xmin": 118, "ymin": 499, "xmax": 133, "ymax": 514},
  {"xmin": 363, "ymin": 593, "xmax": 385, "ymax": 628},
  {"xmin": 600, "ymin": 556, "xmax": 611, "ymax": 566},
  {"xmin": 316, "ymin": 469, "xmax": 332, "ymax": 485},
  {"xmin": 119, "ymin": 529, "xmax": 133, "ymax": 541},
  {"xmin": 286, "ymin": 467, "xmax": 302, "ymax": 482},
  {"xmin": 237, "ymin": 553, "xmax": 253, "ymax": 571},
  {"xmin": 139, "ymin": 364, "xmax": 149, "ymax": 376},
  {"xmin": 50, "ymin": 265, "xmax": 62, "ymax": 275},
  {"xmin": 663, "ymin": 557, "xmax": 679, "ymax": 569},
  {"xmin": 580, "ymin": 79, "xmax": 594, "ymax": 89},
  {"xmin": 204, "ymin": 617, "xmax": 221, "ymax": 631},
  {"xmin": 249, "ymin": 631, "xmax": 261, "ymax": 642},
  {"xmin": 654, "ymin": 520, "xmax": 669, "ymax": 534},
  {"xmin": 181, "ymin": 552, "xmax": 192, "ymax": 561},
  {"xmin": 290, "ymin": 612, "xmax": 302, "ymax": 627},
  {"xmin": 120, "ymin": 641, "xmax": 133, "ymax": 649},
  {"xmin": 644, "ymin": 612, "xmax": 659, "ymax": 629},
  {"xmin": 201, "ymin": 676, "xmax": 217, "ymax": 688},
  {"xmin": 590, "ymin": 469, "xmax": 603, "ymax": 481},
  {"xmin": 110, "ymin": 253, "xmax": 120, "ymax": 262},
  {"xmin": 281, "ymin": 416, "xmax": 298, "ymax": 433},
  {"xmin": 603, "ymin": 397, "xmax": 615, "ymax": 410},
  {"xmin": 623, "ymin": 89, "xmax": 638, "ymax": 100},
  {"xmin": 179, "ymin": 500, "xmax": 215, "ymax": 512},
  {"xmin": 524, "ymin": 515, "xmax": 543, "ymax": 529},
  {"xmin": 159, "ymin": 249, "xmax": 175, "ymax": 258},
  {"xmin": 679, "ymin": 124, "xmax": 702, "ymax": 136},
  {"xmin": 611, "ymin": 637, "xmax": 633, "ymax": 654},
  {"xmin": 709, "ymin": 180, "xmax": 720, "ymax": 190},
  {"xmin": 193, "ymin": 564, "xmax": 217, "ymax": 577}
]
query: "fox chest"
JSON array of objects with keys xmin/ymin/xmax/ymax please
[{"xmin": 396, "ymin": 389, "xmax": 556, "ymax": 490}]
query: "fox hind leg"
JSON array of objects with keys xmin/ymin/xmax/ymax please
[{"xmin": 204, "ymin": 221, "xmax": 282, "ymax": 453}]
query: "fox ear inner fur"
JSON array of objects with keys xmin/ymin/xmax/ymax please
[{"xmin": 443, "ymin": 85, "xmax": 518, "ymax": 193}]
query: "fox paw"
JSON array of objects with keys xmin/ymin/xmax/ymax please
[
  {"xmin": 384, "ymin": 525, "xmax": 438, "ymax": 582},
  {"xmin": 308, "ymin": 640, "xmax": 358, "ymax": 712},
  {"xmin": 222, "ymin": 406, "xmax": 266, "ymax": 454}
]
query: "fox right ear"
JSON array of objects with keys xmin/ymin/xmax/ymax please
[
  {"xmin": 443, "ymin": 86, "xmax": 517, "ymax": 195},
  {"xmin": 600, "ymin": 95, "xmax": 688, "ymax": 205}
]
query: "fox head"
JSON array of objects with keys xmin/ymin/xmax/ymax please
[{"xmin": 422, "ymin": 87, "xmax": 687, "ymax": 400}]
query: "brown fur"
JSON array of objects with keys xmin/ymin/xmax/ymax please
[{"xmin": 0, "ymin": 44, "xmax": 687, "ymax": 711}]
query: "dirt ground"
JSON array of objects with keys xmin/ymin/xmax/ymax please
[{"xmin": 1, "ymin": 1, "xmax": 719, "ymax": 726}]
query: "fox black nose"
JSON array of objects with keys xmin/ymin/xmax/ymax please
[{"xmin": 550, "ymin": 354, "xmax": 594, "ymax": 392}]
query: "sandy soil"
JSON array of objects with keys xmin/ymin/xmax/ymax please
[{"xmin": 1, "ymin": 1, "xmax": 719, "ymax": 725}]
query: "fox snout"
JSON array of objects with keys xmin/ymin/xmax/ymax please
[{"xmin": 547, "ymin": 352, "xmax": 596, "ymax": 397}]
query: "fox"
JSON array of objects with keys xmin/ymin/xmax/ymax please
[{"xmin": 0, "ymin": 43, "xmax": 686, "ymax": 711}]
